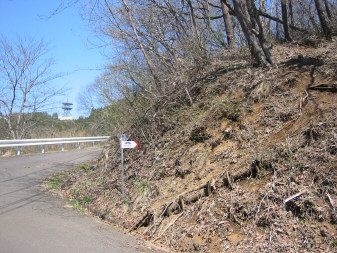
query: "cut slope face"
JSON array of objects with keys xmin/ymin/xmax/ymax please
[{"xmin": 57, "ymin": 40, "xmax": 337, "ymax": 252}]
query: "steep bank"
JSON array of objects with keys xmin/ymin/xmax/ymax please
[{"xmin": 47, "ymin": 40, "xmax": 337, "ymax": 252}]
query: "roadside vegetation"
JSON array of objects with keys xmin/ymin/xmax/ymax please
[
  {"xmin": 39, "ymin": 0, "xmax": 337, "ymax": 251},
  {"xmin": 49, "ymin": 40, "xmax": 336, "ymax": 252}
]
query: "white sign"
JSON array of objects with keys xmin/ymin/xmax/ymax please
[{"xmin": 121, "ymin": 141, "xmax": 139, "ymax": 149}]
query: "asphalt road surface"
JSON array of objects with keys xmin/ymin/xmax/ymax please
[{"xmin": 0, "ymin": 149, "xmax": 152, "ymax": 253}]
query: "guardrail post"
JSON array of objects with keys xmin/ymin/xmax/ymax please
[
  {"xmin": 61, "ymin": 144, "xmax": 64, "ymax": 151},
  {"xmin": 41, "ymin": 145, "xmax": 45, "ymax": 153},
  {"xmin": 92, "ymin": 141, "xmax": 95, "ymax": 147},
  {"xmin": 78, "ymin": 142, "xmax": 81, "ymax": 149},
  {"xmin": 16, "ymin": 146, "xmax": 21, "ymax": 156}
]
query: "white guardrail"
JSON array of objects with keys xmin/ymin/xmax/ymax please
[{"xmin": 0, "ymin": 136, "xmax": 110, "ymax": 155}]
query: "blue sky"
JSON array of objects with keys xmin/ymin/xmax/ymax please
[{"xmin": 0, "ymin": 0, "xmax": 106, "ymax": 118}]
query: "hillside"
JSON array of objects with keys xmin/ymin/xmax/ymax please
[{"xmin": 46, "ymin": 40, "xmax": 337, "ymax": 252}]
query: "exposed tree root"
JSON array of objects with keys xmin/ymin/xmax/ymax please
[
  {"xmin": 133, "ymin": 164, "xmax": 261, "ymax": 233},
  {"xmin": 131, "ymin": 210, "xmax": 154, "ymax": 231},
  {"xmin": 223, "ymin": 164, "xmax": 259, "ymax": 187}
]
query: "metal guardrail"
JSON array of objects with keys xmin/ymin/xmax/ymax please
[{"xmin": 0, "ymin": 136, "xmax": 110, "ymax": 155}]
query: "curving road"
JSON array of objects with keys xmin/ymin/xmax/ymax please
[{"xmin": 0, "ymin": 149, "xmax": 152, "ymax": 253}]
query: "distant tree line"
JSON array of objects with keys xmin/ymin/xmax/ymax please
[{"xmin": 0, "ymin": 110, "xmax": 109, "ymax": 141}]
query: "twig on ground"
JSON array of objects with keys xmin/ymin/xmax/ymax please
[
  {"xmin": 327, "ymin": 193, "xmax": 334, "ymax": 207},
  {"xmin": 284, "ymin": 191, "xmax": 308, "ymax": 205},
  {"xmin": 154, "ymin": 212, "xmax": 184, "ymax": 241}
]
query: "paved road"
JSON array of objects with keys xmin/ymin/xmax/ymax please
[{"xmin": 0, "ymin": 149, "xmax": 150, "ymax": 253}]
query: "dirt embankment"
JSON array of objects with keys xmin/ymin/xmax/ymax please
[{"xmin": 47, "ymin": 40, "xmax": 337, "ymax": 252}]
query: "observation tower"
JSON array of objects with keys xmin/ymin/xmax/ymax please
[{"xmin": 59, "ymin": 102, "xmax": 74, "ymax": 121}]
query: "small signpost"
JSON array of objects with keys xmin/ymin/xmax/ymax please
[
  {"xmin": 121, "ymin": 140, "xmax": 139, "ymax": 149},
  {"xmin": 120, "ymin": 134, "xmax": 139, "ymax": 195}
]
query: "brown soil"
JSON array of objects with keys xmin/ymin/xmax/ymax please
[{"xmin": 51, "ymin": 39, "xmax": 337, "ymax": 252}]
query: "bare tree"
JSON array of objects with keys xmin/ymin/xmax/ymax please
[
  {"xmin": 281, "ymin": 0, "xmax": 292, "ymax": 41},
  {"xmin": 220, "ymin": 0, "xmax": 235, "ymax": 48},
  {"xmin": 288, "ymin": 0, "xmax": 294, "ymax": 27},
  {"xmin": 314, "ymin": 0, "xmax": 332, "ymax": 40},
  {"xmin": 323, "ymin": 0, "xmax": 332, "ymax": 20},
  {"xmin": 259, "ymin": 0, "xmax": 268, "ymax": 32},
  {"xmin": 0, "ymin": 36, "xmax": 62, "ymax": 139},
  {"xmin": 119, "ymin": 0, "xmax": 161, "ymax": 89},
  {"xmin": 224, "ymin": 0, "xmax": 275, "ymax": 67}
]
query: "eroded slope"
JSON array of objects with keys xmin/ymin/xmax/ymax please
[{"xmin": 48, "ymin": 40, "xmax": 337, "ymax": 252}]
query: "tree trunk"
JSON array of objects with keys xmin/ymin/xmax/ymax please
[
  {"xmin": 323, "ymin": 0, "xmax": 332, "ymax": 20},
  {"xmin": 2, "ymin": 116, "xmax": 16, "ymax": 139},
  {"xmin": 314, "ymin": 0, "xmax": 332, "ymax": 40},
  {"xmin": 276, "ymin": 0, "xmax": 281, "ymax": 41},
  {"xmin": 186, "ymin": 0, "xmax": 199, "ymax": 39},
  {"xmin": 259, "ymin": 0, "xmax": 268, "ymax": 31},
  {"xmin": 288, "ymin": 0, "xmax": 294, "ymax": 26},
  {"xmin": 268, "ymin": 0, "xmax": 276, "ymax": 38},
  {"xmin": 228, "ymin": 0, "xmax": 275, "ymax": 67},
  {"xmin": 249, "ymin": 0, "xmax": 276, "ymax": 66},
  {"xmin": 220, "ymin": 0, "xmax": 235, "ymax": 48},
  {"xmin": 281, "ymin": 0, "xmax": 291, "ymax": 41}
]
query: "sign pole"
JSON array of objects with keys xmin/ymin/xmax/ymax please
[
  {"xmin": 120, "ymin": 134, "xmax": 138, "ymax": 196},
  {"xmin": 120, "ymin": 134, "xmax": 127, "ymax": 196},
  {"xmin": 121, "ymin": 146, "xmax": 125, "ymax": 195}
]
